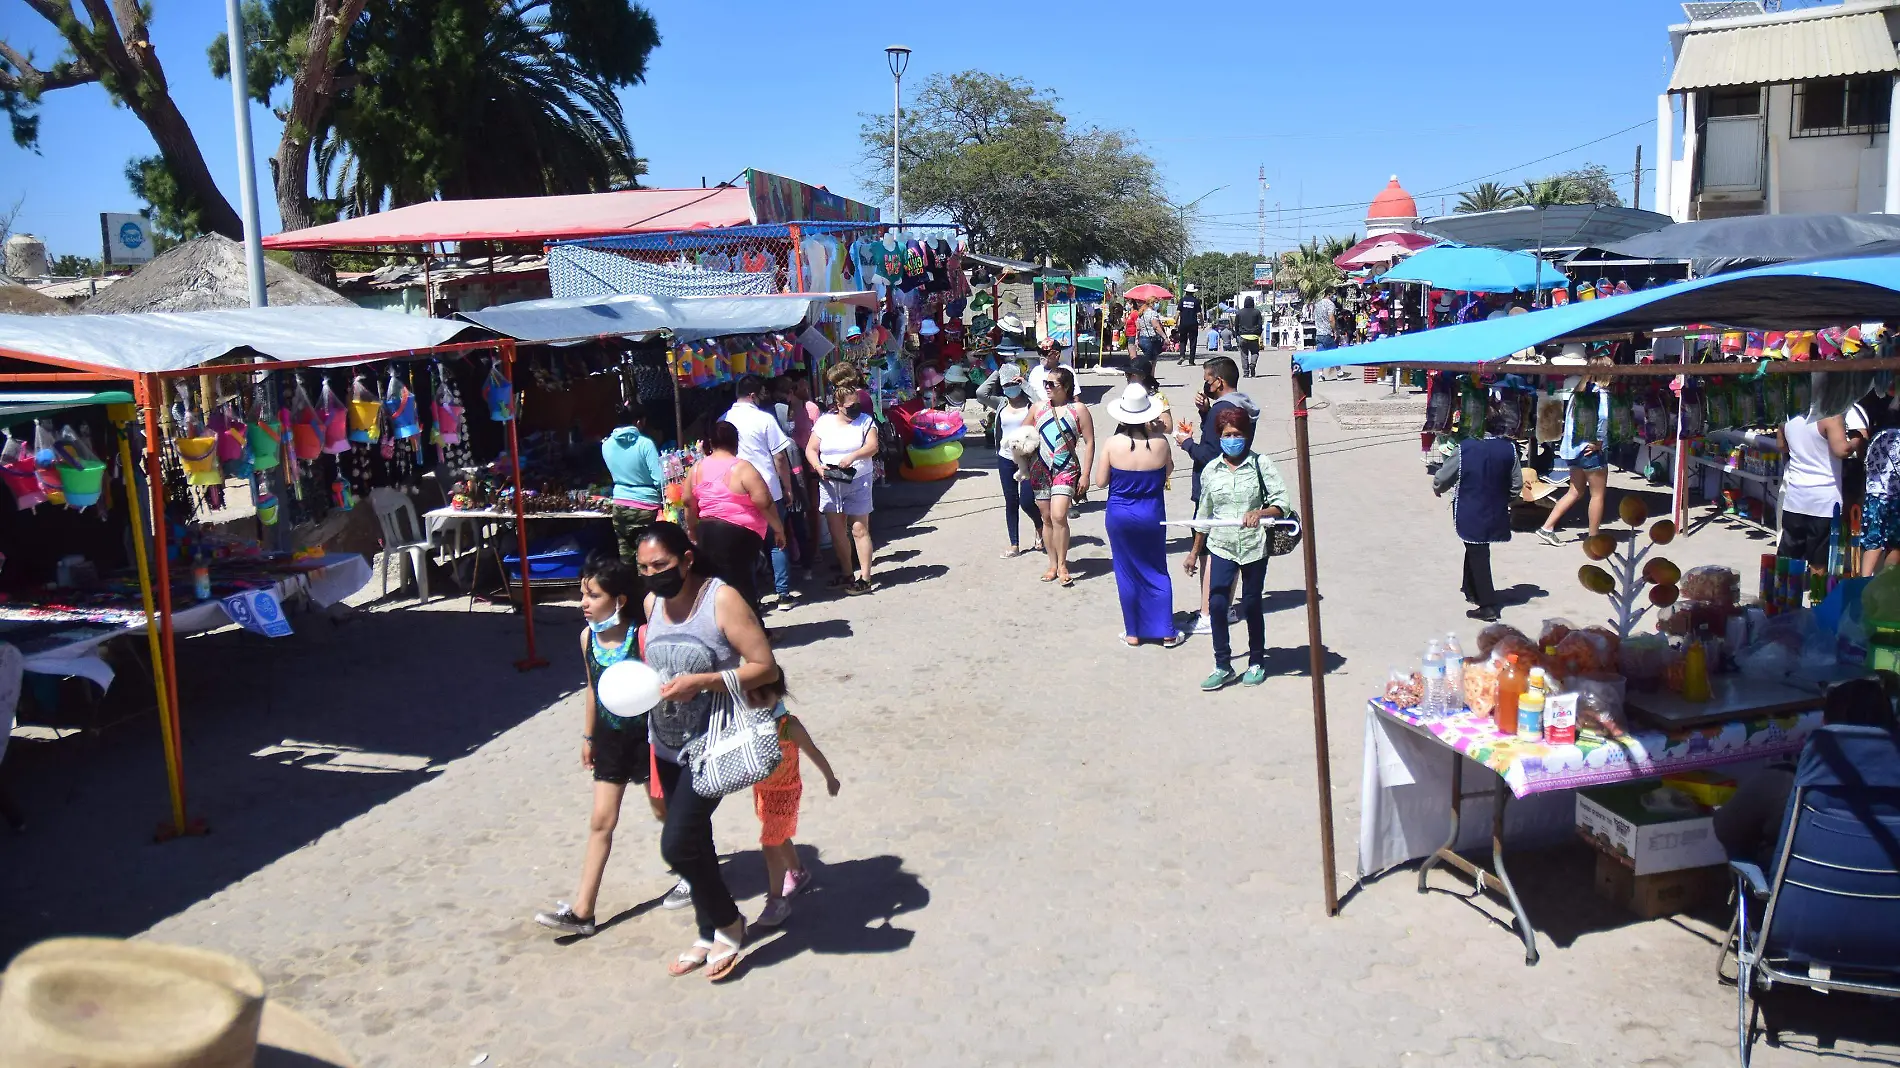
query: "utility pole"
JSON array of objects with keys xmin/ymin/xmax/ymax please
[
  {"xmin": 1257, "ymin": 164, "xmax": 1267, "ymax": 259},
  {"xmin": 224, "ymin": 0, "xmax": 267, "ymax": 308},
  {"xmin": 1633, "ymin": 144, "xmax": 1643, "ymax": 210}
]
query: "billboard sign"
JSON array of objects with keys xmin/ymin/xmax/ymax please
[
  {"xmin": 1252, "ymin": 261, "xmax": 1274, "ymax": 287},
  {"xmin": 102, "ymin": 213, "xmax": 155, "ymax": 265}
]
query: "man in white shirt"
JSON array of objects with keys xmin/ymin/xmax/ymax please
[
  {"xmin": 1025, "ymin": 337, "xmax": 1075, "ymax": 405},
  {"xmin": 722, "ymin": 376, "xmax": 798, "ymax": 606}
]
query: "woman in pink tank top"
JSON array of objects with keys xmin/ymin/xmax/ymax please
[{"xmin": 686, "ymin": 420, "xmax": 783, "ymax": 611}]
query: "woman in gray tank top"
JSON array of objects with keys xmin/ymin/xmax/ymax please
[{"xmin": 636, "ymin": 521, "xmax": 780, "ymax": 981}]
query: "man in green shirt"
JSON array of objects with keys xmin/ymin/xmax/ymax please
[{"xmin": 1184, "ymin": 407, "xmax": 1292, "ymax": 691}]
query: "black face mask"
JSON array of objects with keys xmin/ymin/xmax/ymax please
[{"xmin": 645, "ymin": 565, "xmax": 686, "ymax": 599}]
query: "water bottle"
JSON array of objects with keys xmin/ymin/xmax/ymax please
[
  {"xmin": 1420, "ymin": 639, "xmax": 1447, "ymax": 717},
  {"xmin": 1442, "ymin": 633, "xmax": 1465, "ymax": 714}
]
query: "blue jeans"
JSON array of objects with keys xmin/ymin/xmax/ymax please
[
  {"xmin": 764, "ymin": 498, "xmax": 794, "ymax": 595},
  {"xmin": 1208, "ymin": 554, "xmax": 1267, "ymax": 672},
  {"xmin": 999, "ymin": 460, "xmax": 1043, "ymax": 547}
]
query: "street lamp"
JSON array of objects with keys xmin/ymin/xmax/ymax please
[
  {"xmin": 885, "ymin": 45, "xmax": 912, "ymax": 227},
  {"xmin": 1176, "ymin": 183, "xmax": 1228, "ymax": 301}
]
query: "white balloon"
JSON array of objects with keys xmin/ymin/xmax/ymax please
[{"xmin": 596, "ymin": 660, "xmax": 662, "ymax": 718}]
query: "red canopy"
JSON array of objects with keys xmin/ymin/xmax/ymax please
[
  {"xmin": 263, "ymin": 187, "xmax": 756, "ymax": 251},
  {"xmin": 1333, "ymin": 231, "xmax": 1435, "ymax": 269}
]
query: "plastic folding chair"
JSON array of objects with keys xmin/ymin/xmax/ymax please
[
  {"xmin": 369, "ymin": 487, "xmax": 435, "ymax": 603},
  {"xmin": 1729, "ymin": 724, "xmax": 1900, "ymax": 1065}
]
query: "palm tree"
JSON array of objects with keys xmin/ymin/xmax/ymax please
[
  {"xmin": 1455, "ymin": 182, "xmax": 1520, "ymax": 213},
  {"xmin": 1513, "ymin": 177, "xmax": 1589, "ymax": 208},
  {"xmin": 314, "ymin": 0, "xmax": 655, "ymax": 216},
  {"xmin": 1278, "ymin": 237, "xmax": 1344, "ymax": 302}
]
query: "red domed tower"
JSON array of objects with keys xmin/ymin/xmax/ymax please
[{"xmin": 1366, "ymin": 175, "xmax": 1418, "ymax": 236}]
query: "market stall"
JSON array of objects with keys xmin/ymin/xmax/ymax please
[{"xmin": 1281, "ymin": 254, "xmax": 1900, "ymax": 951}]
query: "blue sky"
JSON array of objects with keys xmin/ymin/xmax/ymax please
[{"xmin": 3, "ymin": 0, "xmax": 1701, "ymax": 264}]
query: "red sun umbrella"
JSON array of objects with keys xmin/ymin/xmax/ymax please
[{"xmin": 1124, "ymin": 283, "xmax": 1173, "ymax": 302}]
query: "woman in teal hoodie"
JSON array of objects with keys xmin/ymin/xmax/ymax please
[{"xmin": 602, "ymin": 404, "xmax": 665, "ymax": 610}]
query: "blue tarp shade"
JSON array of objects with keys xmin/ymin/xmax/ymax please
[
  {"xmin": 1298, "ymin": 255, "xmax": 1900, "ymax": 372},
  {"xmin": 0, "ymin": 390, "xmax": 135, "ymax": 421},
  {"xmin": 1377, "ymin": 243, "xmax": 1570, "ymax": 293},
  {"xmin": 458, "ymin": 291, "xmax": 879, "ymax": 344}
]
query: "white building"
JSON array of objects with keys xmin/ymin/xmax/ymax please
[{"xmin": 1655, "ymin": 0, "xmax": 1900, "ymax": 220}]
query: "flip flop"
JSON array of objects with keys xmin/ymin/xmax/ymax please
[
  {"xmin": 1058, "ymin": 573, "xmax": 1075, "ymax": 587},
  {"xmin": 1040, "ymin": 571, "xmax": 1057, "ymax": 582},
  {"xmin": 1162, "ymin": 631, "xmax": 1189, "ymax": 649},
  {"xmin": 1000, "ymin": 547, "xmax": 1023, "ymax": 559},
  {"xmin": 704, "ymin": 923, "xmax": 745, "ymax": 982},
  {"xmin": 668, "ymin": 939, "xmax": 714, "ymax": 977}
]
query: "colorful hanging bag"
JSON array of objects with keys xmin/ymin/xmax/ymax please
[
  {"xmin": 319, "ymin": 379, "xmax": 351, "ymax": 454},
  {"xmin": 482, "ymin": 361, "xmax": 515, "ymax": 421}
]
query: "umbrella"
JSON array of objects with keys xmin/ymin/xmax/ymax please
[
  {"xmin": 1124, "ymin": 283, "xmax": 1173, "ymax": 301},
  {"xmin": 1419, "ymin": 205, "xmax": 1672, "ymax": 253},
  {"xmin": 1334, "ymin": 232, "xmax": 1435, "ymax": 268},
  {"xmin": 1604, "ymin": 213, "xmax": 1900, "ymax": 276},
  {"xmin": 1377, "ymin": 243, "xmax": 1568, "ymax": 293}
]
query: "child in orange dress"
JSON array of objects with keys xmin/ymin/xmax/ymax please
[{"xmin": 748, "ymin": 673, "xmax": 840, "ymax": 929}]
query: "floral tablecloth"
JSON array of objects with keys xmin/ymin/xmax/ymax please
[{"xmin": 1370, "ymin": 698, "xmax": 1821, "ymax": 799}]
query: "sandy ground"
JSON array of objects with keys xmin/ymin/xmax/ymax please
[{"xmin": 2, "ymin": 349, "xmax": 1890, "ymax": 1067}]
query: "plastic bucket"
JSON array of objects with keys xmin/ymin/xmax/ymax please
[
  {"xmin": 248, "ymin": 420, "xmax": 282, "ymax": 469},
  {"xmin": 347, "ymin": 399, "xmax": 381, "ymax": 442},
  {"xmin": 177, "ymin": 435, "xmax": 222, "ymax": 486},
  {"xmin": 1, "ymin": 461, "xmax": 46, "ymax": 509},
  {"xmin": 57, "ymin": 459, "xmax": 106, "ymax": 507}
]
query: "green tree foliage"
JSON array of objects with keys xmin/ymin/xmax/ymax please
[
  {"xmin": 50, "ymin": 253, "xmax": 99, "ymax": 276},
  {"xmin": 1182, "ymin": 250, "xmax": 1267, "ymax": 302},
  {"xmin": 1455, "ymin": 181, "xmax": 1519, "ymax": 213},
  {"xmin": 124, "ymin": 156, "xmax": 198, "ymax": 252},
  {"xmin": 1278, "ymin": 234, "xmax": 1356, "ymax": 301},
  {"xmin": 860, "ymin": 72, "xmax": 1185, "ymax": 272}
]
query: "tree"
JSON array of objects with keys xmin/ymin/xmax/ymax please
[
  {"xmin": 1455, "ymin": 181, "xmax": 1520, "ymax": 214},
  {"xmin": 50, "ymin": 252, "xmax": 98, "ymax": 275},
  {"xmin": 1278, "ymin": 235, "xmax": 1353, "ymax": 302},
  {"xmin": 1, "ymin": 3, "xmax": 246, "ymax": 239},
  {"xmin": 1512, "ymin": 164, "xmax": 1623, "ymax": 209},
  {"xmin": 1183, "ymin": 250, "xmax": 1263, "ymax": 302},
  {"xmin": 859, "ymin": 71, "xmax": 1185, "ymax": 272}
]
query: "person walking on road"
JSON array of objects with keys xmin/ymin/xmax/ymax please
[
  {"xmin": 1175, "ymin": 284, "xmax": 1203, "ymax": 366},
  {"xmin": 1433, "ymin": 408, "xmax": 1522, "ymax": 622},
  {"xmin": 1233, "ymin": 296, "xmax": 1265, "ymax": 378},
  {"xmin": 637, "ymin": 521, "xmax": 781, "ymax": 981},
  {"xmin": 534, "ymin": 556, "xmax": 686, "ymax": 938},
  {"xmin": 1184, "ymin": 407, "xmax": 1290, "ymax": 690},
  {"xmin": 747, "ymin": 671, "xmax": 842, "ymax": 930},
  {"xmin": 1137, "ymin": 301, "xmax": 1165, "ymax": 361},
  {"xmin": 978, "ymin": 362, "xmax": 1045, "ymax": 557},
  {"xmin": 1096, "ymin": 384, "xmax": 1185, "ymax": 647},
  {"xmin": 721, "ymin": 376, "xmax": 797, "ymax": 610},
  {"xmin": 1024, "ymin": 336, "xmax": 1074, "ymax": 406},
  {"xmin": 806, "ymin": 386, "xmax": 880, "ymax": 595},
  {"xmin": 1174, "ymin": 356, "xmax": 1260, "ymax": 633},
  {"xmin": 684, "ymin": 421, "xmax": 784, "ymax": 614},
  {"xmin": 1537, "ymin": 364, "xmax": 1611, "ymax": 545},
  {"xmin": 1029, "ymin": 367, "xmax": 1095, "ymax": 587}
]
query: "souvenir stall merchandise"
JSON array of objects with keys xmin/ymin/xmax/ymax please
[
  {"xmin": 555, "ymin": 222, "xmax": 881, "ymax": 297},
  {"xmin": 1278, "ymin": 254, "xmax": 1900, "ymax": 940}
]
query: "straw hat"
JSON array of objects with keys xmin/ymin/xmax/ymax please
[
  {"xmin": 997, "ymin": 314, "xmax": 1026, "ymax": 333},
  {"xmin": 1105, "ymin": 383, "xmax": 1161, "ymax": 426},
  {"xmin": 0, "ymin": 938, "xmax": 356, "ymax": 1068}
]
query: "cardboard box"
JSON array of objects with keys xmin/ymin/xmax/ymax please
[
  {"xmin": 1575, "ymin": 781, "xmax": 1728, "ymax": 876},
  {"xmin": 1593, "ymin": 850, "xmax": 1727, "ymax": 919}
]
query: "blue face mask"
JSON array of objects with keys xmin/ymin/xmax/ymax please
[
  {"xmin": 1220, "ymin": 437, "xmax": 1249, "ymax": 458},
  {"xmin": 1003, "ymin": 385, "xmax": 1023, "ymax": 399},
  {"xmin": 588, "ymin": 612, "xmax": 622, "ymax": 634}
]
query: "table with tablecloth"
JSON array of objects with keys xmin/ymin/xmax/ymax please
[
  {"xmin": 1358, "ymin": 696, "xmax": 1823, "ymax": 964},
  {"xmin": 0, "ymin": 553, "xmax": 371, "ymax": 691}
]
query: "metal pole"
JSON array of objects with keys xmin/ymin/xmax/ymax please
[
  {"xmin": 223, "ymin": 0, "xmax": 268, "ymax": 309},
  {"xmin": 501, "ymin": 341, "xmax": 547, "ymax": 671},
  {"xmin": 892, "ymin": 70, "xmax": 903, "ymax": 226},
  {"xmin": 1291, "ymin": 358, "xmax": 1340, "ymax": 916},
  {"xmin": 124, "ymin": 387, "xmax": 185, "ymax": 835}
]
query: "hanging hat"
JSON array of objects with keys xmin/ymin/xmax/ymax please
[
  {"xmin": 919, "ymin": 319, "xmax": 940, "ymax": 337},
  {"xmin": 1105, "ymin": 383, "xmax": 1161, "ymax": 426},
  {"xmin": 0, "ymin": 937, "xmax": 357, "ymax": 1068},
  {"xmin": 997, "ymin": 314, "xmax": 1026, "ymax": 333},
  {"xmin": 995, "ymin": 337, "xmax": 1024, "ymax": 356}
]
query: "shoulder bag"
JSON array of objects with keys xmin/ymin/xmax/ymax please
[
  {"xmin": 686, "ymin": 668, "xmax": 782, "ymax": 798},
  {"xmin": 1247, "ymin": 456, "xmax": 1303, "ymax": 558}
]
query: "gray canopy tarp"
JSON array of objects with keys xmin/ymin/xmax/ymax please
[{"xmin": 0, "ymin": 305, "xmax": 477, "ymax": 374}]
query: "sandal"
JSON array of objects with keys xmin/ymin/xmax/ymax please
[
  {"xmin": 1058, "ymin": 573, "xmax": 1075, "ymax": 587},
  {"xmin": 704, "ymin": 922, "xmax": 745, "ymax": 982},
  {"xmin": 1001, "ymin": 546, "xmax": 1023, "ymax": 559},
  {"xmin": 1162, "ymin": 631, "xmax": 1189, "ymax": 649},
  {"xmin": 668, "ymin": 939, "xmax": 714, "ymax": 977},
  {"xmin": 1123, "ymin": 636, "xmax": 1141, "ymax": 647},
  {"xmin": 1039, "ymin": 569, "xmax": 1057, "ymax": 582}
]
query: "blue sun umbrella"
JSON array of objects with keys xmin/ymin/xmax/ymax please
[{"xmin": 1377, "ymin": 242, "xmax": 1569, "ymax": 293}]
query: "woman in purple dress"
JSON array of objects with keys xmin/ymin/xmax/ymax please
[{"xmin": 1094, "ymin": 384, "xmax": 1185, "ymax": 647}]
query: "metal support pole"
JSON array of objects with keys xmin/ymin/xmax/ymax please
[
  {"xmin": 1290, "ymin": 362, "xmax": 1339, "ymax": 916},
  {"xmin": 140, "ymin": 374, "xmax": 202, "ymax": 839},
  {"xmin": 126, "ymin": 384, "xmax": 185, "ymax": 835},
  {"xmin": 223, "ymin": 0, "xmax": 268, "ymax": 309},
  {"xmin": 503, "ymin": 341, "xmax": 548, "ymax": 671}
]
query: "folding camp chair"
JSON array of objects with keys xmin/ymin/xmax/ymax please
[{"xmin": 1729, "ymin": 724, "xmax": 1900, "ymax": 1066}]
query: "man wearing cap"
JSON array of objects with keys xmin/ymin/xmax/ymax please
[{"xmin": 1176, "ymin": 284, "xmax": 1203, "ymax": 367}]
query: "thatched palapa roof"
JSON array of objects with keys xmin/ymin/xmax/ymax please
[
  {"xmin": 0, "ymin": 283, "xmax": 72, "ymax": 315},
  {"xmin": 83, "ymin": 233, "xmax": 351, "ymax": 313}
]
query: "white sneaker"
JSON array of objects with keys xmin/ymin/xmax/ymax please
[
  {"xmin": 661, "ymin": 878, "xmax": 692, "ymax": 910},
  {"xmin": 1191, "ymin": 613, "xmax": 1213, "ymax": 636}
]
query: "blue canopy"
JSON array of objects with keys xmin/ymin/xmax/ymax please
[
  {"xmin": 1377, "ymin": 243, "xmax": 1569, "ymax": 293},
  {"xmin": 1301, "ymin": 254, "xmax": 1900, "ymax": 372}
]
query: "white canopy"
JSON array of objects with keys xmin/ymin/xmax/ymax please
[
  {"xmin": 0, "ymin": 306, "xmax": 476, "ymax": 374},
  {"xmin": 458, "ymin": 291, "xmax": 879, "ymax": 344}
]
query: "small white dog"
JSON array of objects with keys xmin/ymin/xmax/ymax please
[{"xmin": 998, "ymin": 427, "xmax": 1040, "ymax": 482}]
